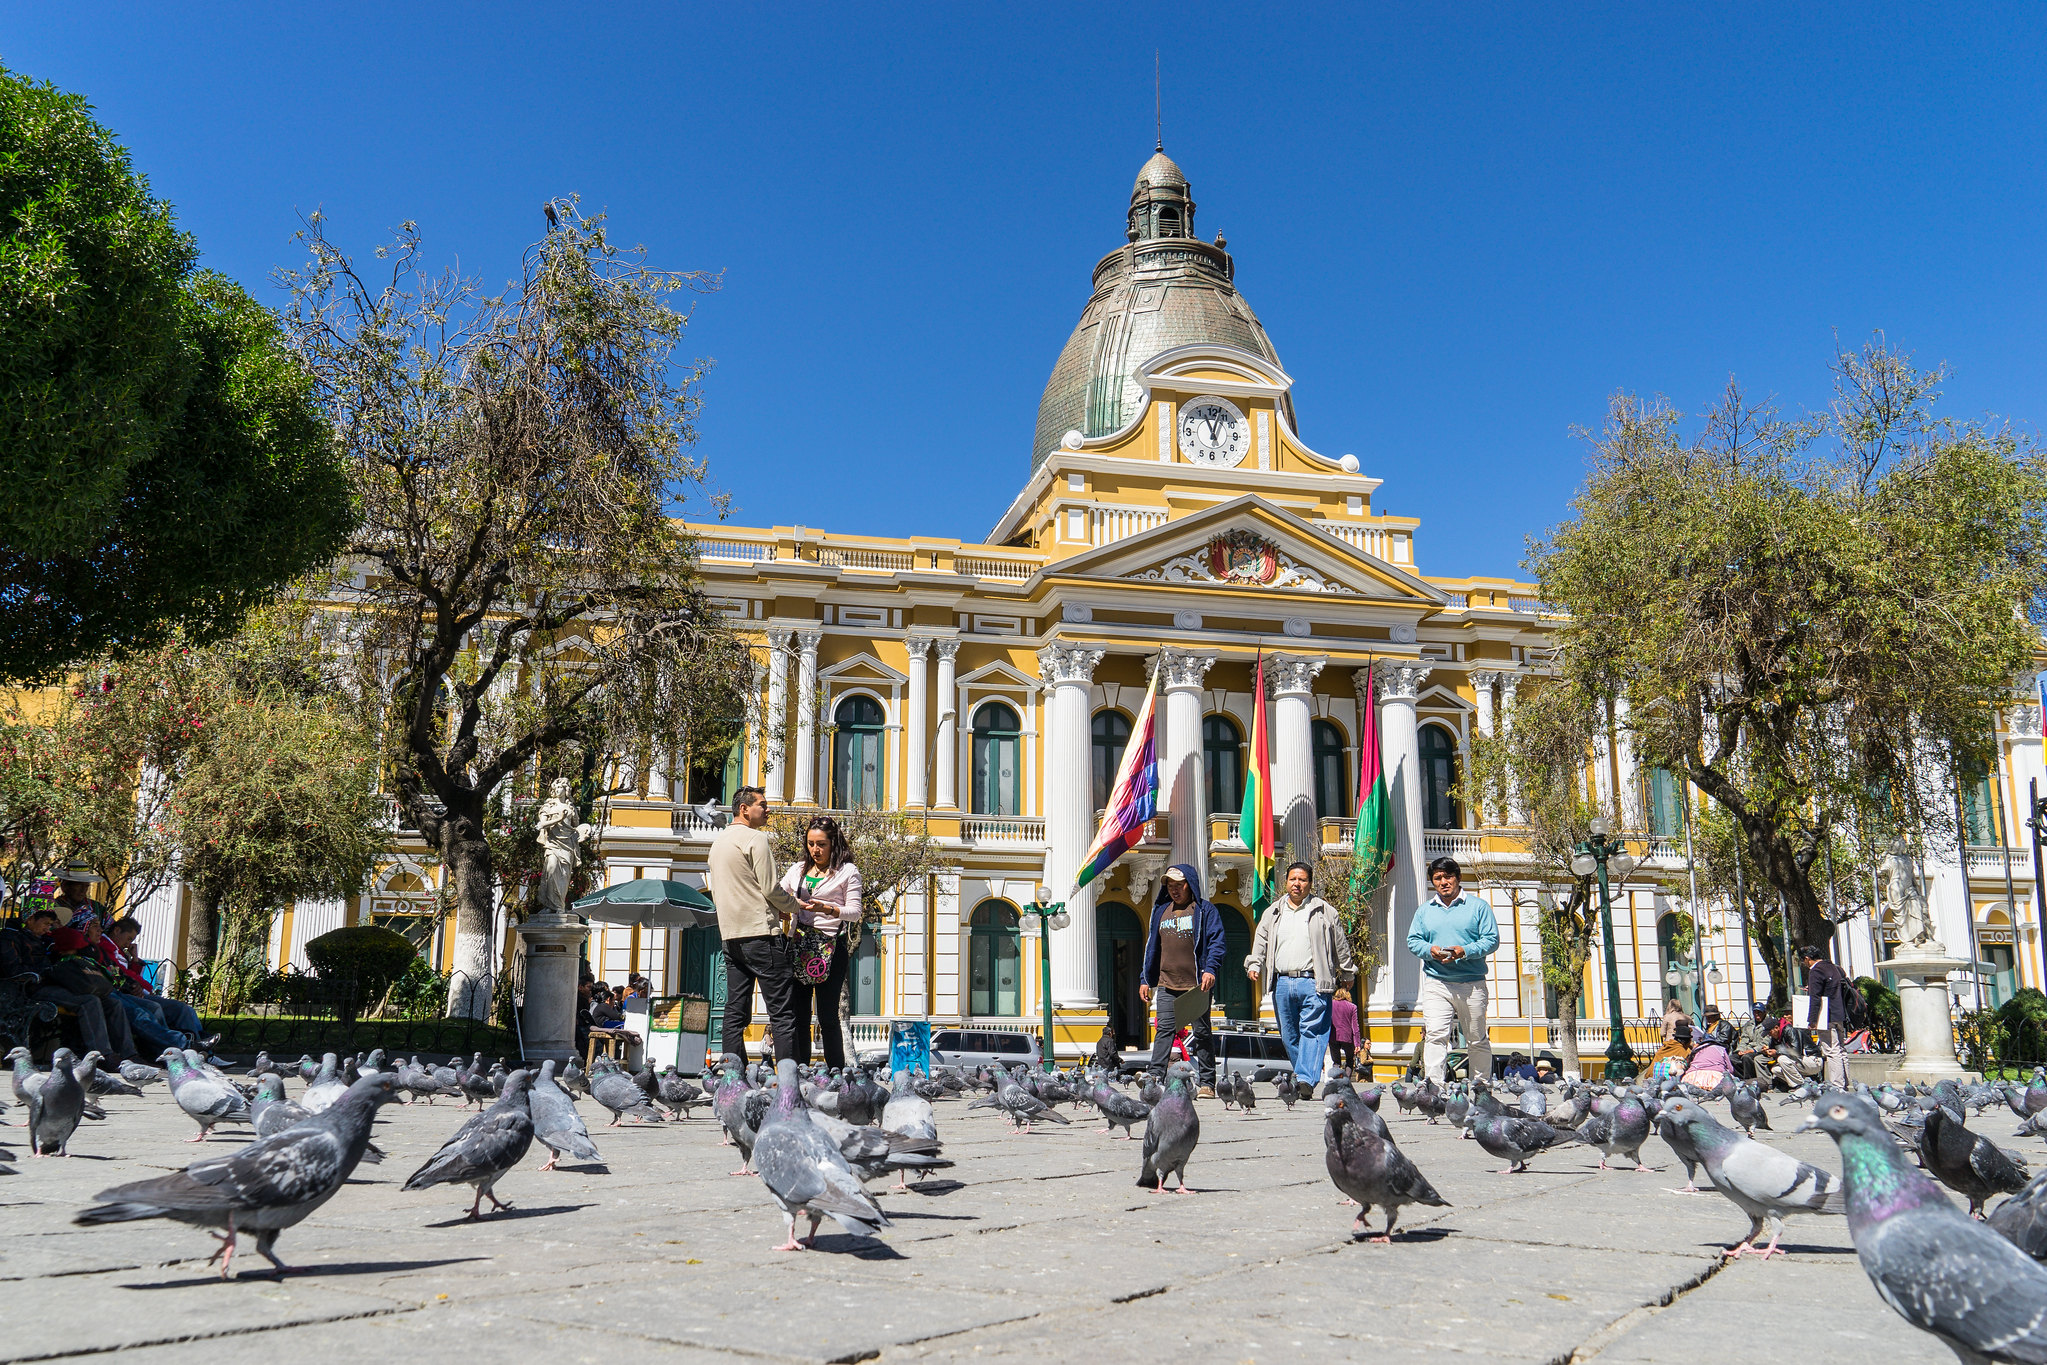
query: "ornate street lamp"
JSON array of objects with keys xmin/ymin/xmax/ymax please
[
  {"xmin": 1572, "ymin": 817, "xmax": 1640, "ymax": 1081},
  {"xmin": 1024, "ymin": 884, "xmax": 1070, "ymax": 1073}
]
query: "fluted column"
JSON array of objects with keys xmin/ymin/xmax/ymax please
[
  {"xmin": 1613, "ymin": 694, "xmax": 1638, "ymax": 827},
  {"xmin": 1040, "ymin": 641, "xmax": 1106, "ymax": 1006},
  {"xmin": 1157, "ymin": 648, "xmax": 1219, "ymax": 886},
  {"xmin": 1270, "ymin": 654, "xmax": 1325, "ymax": 869},
  {"xmin": 646, "ymin": 748, "xmax": 670, "ymax": 802},
  {"xmin": 1499, "ymin": 672, "xmax": 1523, "ymax": 824},
  {"xmin": 793, "ymin": 627, "xmax": 822, "ymax": 806},
  {"xmin": 1469, "ymin": 670, "xmax": 1499, "ymax": 825},
  {"xmin": 762, "ymin": 627, "xmax": 793, "ymax": 802},
  {"xmin": 933, "ymin": 638, "xmax": 960, "ymax": 809},
  {"xmin": 1367, "ymin": 662, "xmax": 1431, "ymax": 1006},
  {"xmin": 905, "ymin": 637, "xmax": 932, "ymax": 809}
]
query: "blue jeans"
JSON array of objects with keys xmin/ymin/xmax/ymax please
[
  {"xmin": 112, "ymin": 993, "xmax": 189, "ymax": 1053},
  {"xmin": 1274, "ymin": 974, "xmax": 1332, "ymax": 1088},
  {"xmin": 152, "ymin": 994, "xmax": 204, "ymax": 1040}
]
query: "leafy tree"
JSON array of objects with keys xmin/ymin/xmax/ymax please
[
  {"xmin": 282, "ymin": 203, "xmax": 754, "ymax": 1017},
  {"xmin": 0, "ymin": 68, "xmax": 353, "ymax": 681},
  {"xmin": 1529, "ymin": 339, "xmax": 2047, "ymax": 959}
]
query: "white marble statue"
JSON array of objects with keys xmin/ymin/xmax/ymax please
[
  {"xmin": 1879, "ymin": 839, "xmax": 1939, "ymax": 953},
  {"xmin": 535, "ymin": 777, "xmax": 595, "ymax": 914}
]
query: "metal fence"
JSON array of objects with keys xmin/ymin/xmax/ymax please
[{"xmin": 164, "ymin": 960, "xmax": 523, "ymax": 1059}]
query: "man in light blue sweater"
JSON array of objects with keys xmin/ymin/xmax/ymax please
[{"xmin": 1405, "ymin": 856, "xmax": 1499, "ymax": 1084}]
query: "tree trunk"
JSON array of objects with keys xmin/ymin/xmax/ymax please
[
  {"xmin": 184, "ymin": 893, "xmax": 218, "ymax": 977},
  {"xmin": 441, "ymin": 799, "xmax": 497, "ymax": 1020},
  {"xmin": 1557, "ymin": 989, "xmax": 1582, "ymax": 1077}
]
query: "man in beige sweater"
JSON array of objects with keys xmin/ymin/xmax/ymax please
[{"xmin": 707, "ymin": 787, "xmax": 806, "ymax": 1061}]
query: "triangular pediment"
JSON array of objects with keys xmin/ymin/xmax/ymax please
[
  {"xmin": 1047, "ymin": 495, "xmax": 1447, "ymax": 606},
  {"xmin": 819, "ymin": 652, "xmax": 906, "ymax": 686}
]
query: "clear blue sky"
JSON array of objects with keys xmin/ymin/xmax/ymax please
[{"xmin": 11, "ymin": 8, "xmax": 2044, "ymax": 581}]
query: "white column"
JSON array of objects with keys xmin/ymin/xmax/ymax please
[
  {"xmin": 1499, "ymin": 673, "xmax": 1523, "ymax": 825},
  {"xmin": 1040, "ymin": 641, "xmax": 1106, "ymax": 1006},
  {"xmin": 1591, "ymin": 703, "xmax": 1615, "ymax": 813},
  {"xmin": 793, "ymin": 627, "xmax": 822, "ymax": 805},
  {"xmin": 934, "ymin": 638, "xmax": 960, "ymax": 809},
  {"xmin": 2009, "ymin": 700, "xmax": 2046, "ymax": 991},
  {"xmin": 762, "ymin": 628, "xmax": 792, "ymax": 802},
  {"xmin": 1158, "ymin": 648, "xmax": 1219, "ymax": 885},
  {"xmin": 1613, "ymin": 694, "xmax": 1639, "ymax": 828},
  {"xmin": 1369, "ymin": 662, "xmax": 1431, "ymax": 1007},
  {"xmin": 646, "ymin": 748, "xmax": 670, "ymax": 802},
  {"xmin": 905, "ymin": 637, "xmax": 932, "ymax": 809},
  {"xmin": 1270, "ymin": 654, "xmax": 1325, "ymax": 868},
  {"xmin": 1469, "ymin": 670, "xmax": 1498, "ymax": 826}
]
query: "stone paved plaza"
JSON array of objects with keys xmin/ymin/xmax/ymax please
[{"xmin": 1, "ymin": 1076, "xmax": 1959, "ymax": 1365}]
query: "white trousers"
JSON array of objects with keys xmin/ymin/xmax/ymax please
[{"xmin": 1418, "ymin": 975, "xmax": 1491, "ymax": 1084}]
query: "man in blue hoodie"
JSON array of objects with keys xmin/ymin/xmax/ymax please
[
  {"xmin": 1405, "ymin": 856, "xmax": 1498, "ymax": 1084},
  {"xmin": 1141, "ymin": 863, "xmax": 1224, "ymax": 1097}
]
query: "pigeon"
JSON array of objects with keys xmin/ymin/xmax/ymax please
[
  {"xmin": 1137, "ymin": 1062, "xmax": 1202, "ymax": 1194},
  {"xmin": 809, "ymin": 1107, "xmax": 953, "ymax": 1190},
  {"xmin": 1579, "ymin": 1091, "xmax": 1654, "ymax": 1172},
  {"xmin": 246, "ymin": 1051, "xmax": 282, "ymax": 1080},
  {"xmin": 1469, "ymin": 1090, "xmax": 1585, "ymax": 1174},
  {"xmin": 6, "ymin": 1047, "xmax": 105, "ymax": 1121},
  {"xmin": 403, "ymin": 1070, "xmax": 536, "ymax": 1218},
  {"xmin": 28, "ymin": 1047, "xmax": 86, "ymax": 1156},
  {"xmin": 456, "ymin": 1055, "xmax": 495, "ymax": 1110},
  {"xmin": 1233, "ymin": 1071, "xmax": 1258, "ymax": 1110},
  {"xmin": 972, "ymin": 1065, "xmax": 1069, "ymax": 1132},
  {"xmin": 119, "ymin": 1058, "xmax": 164, "ymax": 1088},
  {"xmin": 251, "ymin": 1075, "xmax": 313, "ymax": 1140},
  {"xmin": 1729, "ymin": 1083, "xmax": 1772, "ymax": 1136},
  {"xmin": 76, "ymin": 1073, "xmax": 404, "ymax": 1277},
  {"xmin": 73, "ymin": 1051, "xmax": 142, "ymax": 1098},
  {"xmin": 1090, "ymin": 1078, "xmax": 1152, "ymax": 1139},
  {"xmin": 752, "ymin": 1060, "xmax": 891, "ymax": 1250},
  {"xmin": 527, "ymin": 1059, "xmax": 602, "ymax": 1171},
  {"xmin": 883, "ymin": 1065, "xmax": 940, "ymax": 1144},
  {"xmin": 162, "ymin": 1048, "xmax": 252, "ymax": 1141},
  {"xmin": 560, "ymin": 1056, "xmax": 590, "ymax": 1098},
  {"xmin": 1804, "ymin": 1093, "xmax": 2047, "ymax": 1362},
  {"xmin": 656, "ymin": 1069, "xmax": 710, "ymax": 1120},
  {"xmin": 1273, "ymin": 1072, "xmax": 1298, "ymax": 1111},
  {"xmin": 296, "ymin": 1054, "xmax": 320, "ymax": 1085},
  {"xmin": 591, "ymin": 1063, "xmax": 664, "ymax": 1126},
  {"xmin": 1516, "ymin": 1083, "xmax": 1549, "ymax": 1119},
  {"xmin": 301, "ymin": 1054, "xmax": 347, "ymax": 1114},
  {"xmin": 1662, "ymin": 1098, "xmax": 1840, "ymax": 1258},
  {"xmin": 1324, "ymin": 1093, "xmax": 1447, "ymax": 1242},
  {"xmin": 1989, "ymin": 1169, "xmax": 2047, "ymax": 1263},
  {"xmin": 1920, "ymin": 1104, "xmax": 2031, "ymax": 1218}
]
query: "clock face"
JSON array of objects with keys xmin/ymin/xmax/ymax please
[{"xmin": 1178, "ymin": 396, "xmax": 1250, "ymax": 468}]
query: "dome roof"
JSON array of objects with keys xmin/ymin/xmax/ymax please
[{"xmin": 1032, "ymin": 151, "xmax": 1291, "ymax": 468}]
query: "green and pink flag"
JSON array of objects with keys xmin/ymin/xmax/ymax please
[
  {"xmin": 1239, "ymin": 651, "xmax": 1276, "ymax": 915},
  {"xmin": 1351, "ymin": 660, "xmax": 1395, "ymax": 898}
]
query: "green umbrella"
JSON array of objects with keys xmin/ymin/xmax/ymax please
[{"xmin": 571, "ymin": 878, "xmax": 718, "ymax": 929}]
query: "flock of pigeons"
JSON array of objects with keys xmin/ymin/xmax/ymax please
[{"xmin": 16, "ymin": 1037, "xmax": 2047, "ymax": 1363}]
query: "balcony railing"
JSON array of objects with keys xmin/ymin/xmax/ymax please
[
  {"xmin": 956, "ymin": 555, "xmax": 1036, "ymax": 582},
  {"xmin": 961, "ymin": 817, "xmax": 1047, "ymax": 845},
  {"xmin": 1969, "ymin": 846, "xmax": 2036, "ymax": 880},
  {"xmin": 1423, "ymin": 831, "xmax": 1484, "ymax": 860},
  {"xmin": 818, "ymin": 546, "xmax": 916, "ymax": 573}
]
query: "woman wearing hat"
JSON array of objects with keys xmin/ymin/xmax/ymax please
[{"xmin": 54, "ymin": 862, "xmax": 110, "ymax": 928}]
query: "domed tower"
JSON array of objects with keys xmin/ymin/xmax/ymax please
[{"xmin": 1032, "ymin": 148, "xmax": 1292, "ymax": 468}]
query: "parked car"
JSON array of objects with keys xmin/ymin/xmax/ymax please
[
  {"xmin": 931, "ymin": 1028, "xmax": 1038, "ymax": 1071},
  {"xmin": 1213, "ymin": 1028, "xmax": 1294, "ymax": 1084}
]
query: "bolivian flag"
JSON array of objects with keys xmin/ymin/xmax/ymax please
[
  {"xmin": 1240, "ymin": 651, "xmax": 1276, "ymax": 915},
  {"xmin": 1351, "ymin": 660, "xmax": 1395, "ymax": 898}
]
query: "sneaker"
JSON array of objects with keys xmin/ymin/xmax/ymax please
[
  {"xmin": 195, "ymin": 1034, "xmax": 223, "ymax": 1050},
  {"xmin": 1196, "ymin": 1085, "xmax": 1216, "ymax": 1099},
  {"xmin": 1297, "ymin": 1081, "xmax": 1316, "ymax": 1100},
  {"xmin": 205, "ymin": 1054, "xmax": 234, "ymax": 1069}
]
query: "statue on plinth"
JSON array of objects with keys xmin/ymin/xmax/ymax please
[
  {"xmin": 535, "ymin": 777, "xmax": 595, "ymax": 915},
  {"xmin": 1879, "ymin": 839, "xmax": 1940, "ymax": 956}
]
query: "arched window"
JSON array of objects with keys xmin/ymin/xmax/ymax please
[
  {"xmin": 1217, "ymin": 905, "xmax": 1254, "ymax": 1020},
  {"xmin": 1419, "ymin": 724, "xmax": 1461, "ymax": 829},
  {"xmin": 852, "ymin": 932, "xmax": 884, "ymax": 1016},
  {"xmin": 1204, "ymin": 714, "xmax": 1243, "ymax": 816},
  {"xmin": 832, "ymin": 695, "xmax": 887, "ymax": 809},
  {"xmin": 971, "ymin": 702, "xmax": 1022, "ymax": 816},
  {"xmin": 968, "ymin": 901, "xmax": 1022, "ymax": 1017},
  {"xmin": 1313, "ymin": 719, "xmax": 1350, "ymax": 819},
  {"xmin": 1646, "ymin": 766, "xmax": 1686, "ymax": 838},
  {"xmin": 1091, "ymin": 710, "xmax": 1133, "ymax": 813}
]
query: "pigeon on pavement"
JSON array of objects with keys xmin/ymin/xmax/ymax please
[
  {"xmin": 1579, "ymin": 1091, "xmax": 1654, "ymax": 1172},
  {"xmin": 403, "ymin": 1069, "xmax": 536, "ymax": 1219},
  {"xmin": 971, "ymin": 1065, "xmax": 1069, "ymax": 1132},
  {"xmin": 1920, "ymin": 1104, "xmax": 2030, "ymax": 1218},
  {"xmin": 250, "ymin": 1075, "xmax": 313, "ymax": 1140},
  {"xmin": 752, "ymin": 1059, "xmax": 891, "ymax": 1250},
  {"xmin": 300, "ymin": 1054, "xmax": 347, "ymax": 1114},
  {"xmin": 1663, "ymin": 1098, "xmax": 1840, "ymax": 1258},
  {"xmin": 531, "ymin": 1059, "xmax": 601, "ymax": 1171},
  {"xmin": 162, "ymin": 1048, "xmax": 251, "ymax": 1141},
  {"xmin": 656, "ymin": 1069, "xmax": 710, "ymax": 1120},
  {"xmin": 119, "ymin": 1058, "xmax": 164, "ymax": 1088},
  {"xmin": 1988, "ymin": 1169, "xmax": 2047, "ymax": 1263},
  {"xmin": 29, "ymin": 1047, "xmax": 87, "ymax": 1156},
  {"xmin": 1729, "ymin": 1083, "xmax": 1772, "ymax": 1135},
  {"xmin": 75, "ymin": 1073, "xmax": 403, "ymax": 1277},
  {"xmin": 1469, "ymin": 1090, "xmax": 1585, "ymax": 1174},
  {"xmin": 1090, "ymin": 1077, "xmax": 1152, "ymax": 1139},
  {"xmin": 1324, "ymin": 1093, "xmax": 1447, "ymax": 1242},
  {"xmin": 74, "ymin": 1051, "xmax": 142, "ymax": 1098},
  {"xmin": 591, "ymin": 1064, "xmax": 664, "ymax": 1126},
  {"xmin": 1137, "ymin": 1062, "xmax": 1201, "ymax": 1194}
]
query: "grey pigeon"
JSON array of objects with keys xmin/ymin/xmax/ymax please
[
  {"xmin": 809, "ymin": 1106, "xmax": 952, "ymax": 1190},
  {"xmin": 883, "ymin": 1066, "xmax": 940, "ymax": 1144},
  {"xmin": 295, "ymin": 1054, "xmax": 320, "ymax": 1085},
  {"xmin": 1090, "ymin": 1077, "xmax": 1151, "ymax": 1139},
  {"xmin": 972, "ymin": 1064, "xmax": 1069, "ymax": 1131},
  {"xmin": 456, "ymin": 1055, "xmax": 495, "ymax": 1109},
  {"xmin": 1663, "ymin": 1098, "xmax": 1839, "ymax": 1258},
  {"xmin": 751, "ymin": 1059, "xmax": 891, "ymax": 1249},
  {"xmin": 74, "ymin": 1050, "xmax": 142, "ymax": 1097},
  {"xmin": 119, "ymin": 1058, "xmax": 164, "ymax": 1088},
  {"xmin": 1921, "ymin": 1104, "xmax": 2031, "ymax": 1218},
  {"xmin": 1990, "ymin": 1168, "xmax": 2047, "ymax": 1263},
  {"xmin": 591, "ymin": 1064, "xmax": 664, "ymax": 1126},
  {"xmin": 1805, "ymin": 1093, "xmax": 2047, "ymax": 1363},
  {"xmin": 1579, "ymin": 1091, "xmax": 1654, "ymax": 1172},
  {"xmin": 1469, "ymin": 1090, "xmax": 1585, "ymax": 1174},
  {"xmin": 76, "ymin": 1073, "xmax": 402, "ymax": 1277},
  {"xmin": 656, "ymin": 1069, "xmax": 710, "ymax": 1119},
  {"xmin": 301, "ymin": 1054, "xmax": 346, "ymax": 1114},
  {"xmin": 1657, "ymin": 1102, "xmax": 1708, "ymax": 1194},
  {"xmin": 251, "ymin": 1075, "xmax": 313, "ymax": 1140},
  {"xmin": 246, "ymin": 1051, "xmax": 282, "ymax": 1080},
  {"xmin": 560, "ymin": 1055, "xmax": 590, "ymax": 1098},
  {"xmin": 1137, "ymin": 1061, "xmax": 1201, "ymax": 1194},
  {"xmin": 29, "ymin": 1046, "xmax": 87, "ymax": 1156},
  {"xmin": 162, "ymin": 1048, "xmax": 251, "ymax": 1141},
  {"xmin": 1729, "ymin": 1083, "xmax": 1772, "ymax": 1135},
  {"xmin": 403, "ymin": 1069, "xmax": 535, "ymax": 1218},
  {"xmin": 531, "ymin": 1059, "xmax": 601, "ymax": 1171},
  {"xmin": 1324, "ymin": 1092, "xmax": 1447, "ymax": 1241},
  {"xmin": 1273, "ymin": 1072, "xmax": 1298, "ymax": 1111}
]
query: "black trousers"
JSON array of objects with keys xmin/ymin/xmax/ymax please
[
  {"xmin": 791, "ymin": 936, "xmax": 850, "ymax": 1070},
  {"xmin": 1146, "ymin": 986, "xmax": 1216, "ymax": 1086},
  {"xmin": 722, "ymin": 935, "xmax": 801, "ymax": 1062}
]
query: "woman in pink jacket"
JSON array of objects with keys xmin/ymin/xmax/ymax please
[
  {"xmin": 779, "ymin": 814, "xmax": 864, "ymax": 1069},
  {"xmin": 1330, "ymin": 986, "xmax": 1365, "ymax": 1079}
]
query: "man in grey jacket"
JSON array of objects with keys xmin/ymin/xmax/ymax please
[
  {"xmin": 1246, "ymin": 862, "xmax": 1357, "ymax": 1096},
  {"xmin": 707, "ymin": 787, "xmax": 806, "ymax": 1062}
]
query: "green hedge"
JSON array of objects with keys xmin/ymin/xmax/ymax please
[{"xmin": 303, "ymin": 925, "xmax": 417, "ymax": 1022}]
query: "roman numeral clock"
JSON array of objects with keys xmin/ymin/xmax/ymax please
[{"xmin": 1177, "ymin": 395, "xmax": 1250, "ymax": 468}]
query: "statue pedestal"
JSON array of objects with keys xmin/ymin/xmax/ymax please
[
  {"xmin": 517, "ymin": 913, "xmax": 589, "ymax": 1063},
  {"xmin": 1883, "ymin": 950, "xmax": 1977, "ymax": 1085}
]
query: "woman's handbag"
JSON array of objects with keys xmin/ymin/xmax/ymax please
[{"xmin": 793, "ymin": 929, "xmax": 835, "ymax": 984}]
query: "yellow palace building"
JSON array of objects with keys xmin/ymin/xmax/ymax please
[{"xmin": 143, "ymin": 147, "xmax": 2046, "ymax": 1067}]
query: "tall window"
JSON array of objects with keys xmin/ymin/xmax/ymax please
[
  {"xmin": 968, "ymin": 901, "xmax": 1022, "ymax": 1016},
  {"xmin": 1418, "ymin": 724, "xmax": 1461, "ymax": 829},
  {"xmin": 832, "ymin": 695, "xmax": 887, "ymax": 808},
  {"xmin": 1204, "ymin": 713, "xmax": 1243, "ymax": 815},
  {"xmin": 1091, "ymin": 710, "xmax": 1133, "ymax": 812},
  {"xmin": 1312, "ymin": 719, "xmax": 1350, "ymax": 819},
  {"xmin": 852, "ymin": 933, "xmax": 884, "ymax": 1016},
  {"xmin": 971, "ymin": 702, "xmax": 1022, "ymax": 816},
  {"xmin": 1962, "ymin": 757, "xmax": 2001, "ymax": 846},
  {"xmin": 1646, "ymin": 766, "xmax": 1686, "ymax": 838}
]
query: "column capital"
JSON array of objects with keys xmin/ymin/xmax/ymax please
[
  {"xmin": 904, "ymin": 635, "xmax": 934, "ymax": 660},
  {"xmin": 795, "ymin": 626, "xmax": 823, "ymax": 655},
  {"xmin": 1037, "ymin": 641, "xmax": 1106, "ymax": 686},
  {"xmin": 934, "ymin": 637, "xmax": 962, "ymax": 663},
  {"xmin": 1469, "ymin": 668, "xmax": 1502, "ymax": 689},
  {"xmin": 1151, "ymin": 647, "xmax": 1219, "ymax": 690},
  {"xmin": 1364, "ymin": 661, "xmax": 1431, "ymax": 703},
  {"xmin": 1267, "ymin": 654, "xmax": 1325, "ymax": 696},
  {"xmin": 765, "ymin": 625, "xmax": 794, "ymax": 651}
]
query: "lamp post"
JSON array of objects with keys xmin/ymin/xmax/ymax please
[
  {"xmin": 1572, "ymin": 817, "xmax": 1640, "ymax": 1081},
  {"xmin": 1024, "ymin": 884, "xmax": 1070, "ymax": 1073}
]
